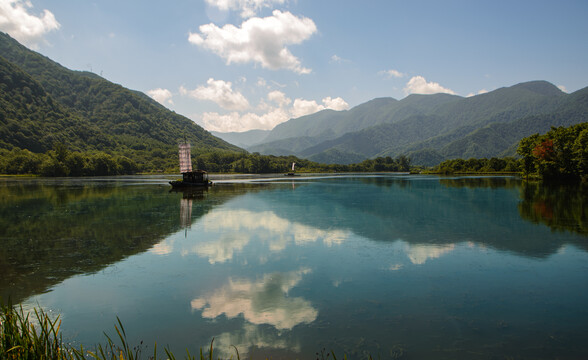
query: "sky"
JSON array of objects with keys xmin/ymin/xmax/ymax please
[{"xmin": 1, "ymin": 0, "xmax": 588, "ymax": 133}]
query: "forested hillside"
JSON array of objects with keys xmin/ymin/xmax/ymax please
[
  {"xmin": 251, "ymin": 81, "xmax": 588, "ymax": 165},
  {"xmin": 0, "ymin": 32, "xmax": 241, "ymax": 172}
]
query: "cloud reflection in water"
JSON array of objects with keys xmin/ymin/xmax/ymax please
[
  {"xmin": 179, "ymin": 209, "xmax": 349, "ymax": 263},
  {"xmin": 191, "ymin": 268, "xmax": 317, "ymax": 330}
]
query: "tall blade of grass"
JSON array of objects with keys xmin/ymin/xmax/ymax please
[
  {"xmin": 231, "ymin": 345, "xmax": 240, "ymax": 360},
  {"xmin": 209, "ymin": 337, "xmax": 214, "ymax": 360}
]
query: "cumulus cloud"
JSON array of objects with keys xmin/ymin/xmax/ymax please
[
  {"xmin": 557, "ymin": 84, "xmax": 568, "ymax": 93},
  {"xmin": 380, "ymin": 69, "xmax": 405, "ymax": 78},
  {"xmin": 199, "ymin": 88, "xmax": 348, "ymax": 132},
  {"xmin": 466, "ymin": 89, "xmax": 488, "ymax": 97},
  {"xmin": 267, "ymin": 90, "xmax": 291, "ymax": 107},
  {"xmin": 0, "ymin": 0, "xmax": 60, "ymax": 48},
  {"xmin": 147, "ymin": 88, "xmax": 174, "ymax": 105},
  {"xmin": 403, "ymin": 76, "xmax": 456, "ymax": 96},
  {"xmin": 180, "ymin": 78, "xmax": 249, "ymax": 111},
  {"xmin": 291, "ymin": 96, "xmax": 349, "ymax": 118},
  {"xmin": 202, "ymin": 109, "xmax": 289, "ymax": 132},
  {"xmin": 188, "ymin": 10, "xmax": 316, "ymax": 74},
  {"xmin": 205, "ymin": 0, "xmax": 286, "ymax": 18},
  {"xmin": 322, "ymin": 96, "xmax": 349, "ymax": 111}
]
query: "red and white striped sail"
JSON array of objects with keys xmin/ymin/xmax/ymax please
[{"xmin": 178, "ymin": 143, "xmax": 192, "ymax": 173}]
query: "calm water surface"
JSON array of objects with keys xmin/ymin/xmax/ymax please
[{"xmin": 1, "ymin": 175, "xmax": 588, "ymax": 359}]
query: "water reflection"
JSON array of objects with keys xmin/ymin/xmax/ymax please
[
  {"xmin": 213, "ymin": 323, "xmax": 298, "ymax": 358},
  {"xmin": 0, "ymin": 181, "xmax": 259, "ymax": 303},
  {"xmin": 191, "ymin": 268, "xmax": 317, "ymax": 330},
  {"xmin": 4, "ymin": 176, "xmax": 588, "ymax": 359},
  {"xmin": 406, "ymin": 243, "xmax": 456, "ymax": 265},
  {"xmin": 157, "ymin": 208, "xmax": 349, "ymax": 264},
  {"xmin": 519, "ymin": 181, "xmax": 588, "ymax": 237}
]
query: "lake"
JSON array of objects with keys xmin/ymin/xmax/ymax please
[{"xmin": 1, "ymin": 174, "xmax": 587, "ymax": 359}]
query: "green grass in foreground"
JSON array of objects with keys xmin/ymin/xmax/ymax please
[{"xmin": 0, "ymin": 303, "xmax": 366, "ymax": 360}]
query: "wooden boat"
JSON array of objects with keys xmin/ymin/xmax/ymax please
[
  {"xmin": 284, "ymin": 162, "xmax": 299, "ymax": 176},
  {"xmin": 170, "ymin": 142, "xmax": 212, "ymax": 188},
  {"xmin": 169, "ymin": 170, "xmax": 212, "ymax": 188}
]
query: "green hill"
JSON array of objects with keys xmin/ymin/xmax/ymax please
[
  {"xmin": 0, "ymin": 32, "xmax": 241, "ymax": 171},
  {"xmin": 251, "ymin": 80, "xmax": 587, "ymax": 165}
]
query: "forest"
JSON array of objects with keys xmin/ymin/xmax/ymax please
[
  {"xmin": 0, "ymin": 145, "xmax": 412, "ymax": 176},
  {"xmin": 517, "ymin": 122, "xmax": 588, "ymax": 181}
]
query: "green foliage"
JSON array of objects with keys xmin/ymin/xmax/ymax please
[
  {"xmin": 0, "ymin": 31, "xmax": 241, "ymax": 173},
  {"xmin": 0, "ymin": 146, "xmax": 138, "ymax": 176},
  {"xmin": 517, "ymin": 122, "xmax": 588, "ymax": 181},
  {"xmin": 433, "ymin": 157, "xmax": 521, "ymax": 174},
  {"xmin": 252, "ymin": 81, "xmax": 588, "ymax": 166},
  {"xmin": 1, "ymin": 303, "xmax": 360, "ymax": 360}
]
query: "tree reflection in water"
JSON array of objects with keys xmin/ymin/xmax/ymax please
[{"xmin": 519, "ymin": 181, "xmax": 588, "ymax": 237}]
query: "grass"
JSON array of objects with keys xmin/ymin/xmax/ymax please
[
  {"xmin": 1, "ymin": 303, "xmax": 379, "ymax": 360},
  {"xmin": 1, "ymin": 302, "xmax": 387, "ymax": 359},
  {"xmin": 0, "ymin": 302, "xmax": 242, "ymax": 360}
]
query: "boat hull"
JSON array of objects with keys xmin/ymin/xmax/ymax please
[{"xmin": 169, "ymin": 180, "xmax": 213, "ymax": 188}]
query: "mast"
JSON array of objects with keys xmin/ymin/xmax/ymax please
[{"xmin": 178, "ymin": 142, "xmax": 192, "ymax": 173}]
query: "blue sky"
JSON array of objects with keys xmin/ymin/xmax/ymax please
[{"xmin": 2, "ymin": 0, "xmax": 588, "ymax": 132}]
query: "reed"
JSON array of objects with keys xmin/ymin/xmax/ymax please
[
  {"xmin": 0, "ymin": 303, "xmax": 246, "ymax": 360},
  {"xmin": 1, "ymin": 303, "xmax": 360, "ymax": 360}
]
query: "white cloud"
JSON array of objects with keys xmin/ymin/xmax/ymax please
[
  {"xmin": 291, "ymin": 96, "xmax": 349, "ymax": 118},
  {"xmin": 466, "ymin": 89, "xmax": 488, "ymax": 97},
  {"xmin": 188, "ymin": 10, "xmax": 316, "ymax": 74},
  {"xmin": 380, "ymin": 69, "xmax": 405, "ymax": 78},
  {"xmin": 330, "ymin": 54, "xmax": 351, "ymax": 64},
  {"xmin": 147, "ymin": 88, "xmax": 174, "ymax": 105},
  {"xmin": 322, "ymin": 96, "xmax": 349, "ymax": 111},
  {"xmin": 403, "ymin": 76, "xmax": 456, "ymax": 96},
  {"xmin": 180, "ymin": 78, "xmax": 250, "ymax": 111},
  {"xmin": 267, "ymin": 90, "xmax": 291, "ymax": 107},
  {"xmin": 557, "ymin": 84, "xmax": 568, "ymax": 93},
  {"xmin": 194, "ymin": 86, "xmax": 348, "ymax": 132},
  {"xmin": 202, "ymin": 109, "xmax": 289, "ymax": 132},
  {"xmin": 205, "ymin": 0, "xmax": 286, "ymax": 18},
  {"xmin": 291, "ymin": 98, "xmax": 322, "ymax": 118},
  {"xmin": 0, "ymin": 0, "xmax": 60, "ymax": 48}
]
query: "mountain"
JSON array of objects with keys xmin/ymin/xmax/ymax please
[
  {"xmin": 250, "ymin": 80, "xmax": 587, "ymax": 165},
  {"xmin": 211, "ymin": 129, "xmax": 270, "ymax": 148},
  {"xmin": 0, "ymin": 32, "xmax": 240, "ymax": 169}
]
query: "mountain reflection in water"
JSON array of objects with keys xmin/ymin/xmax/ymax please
[{"xmin": 2, "ymin": 175, "xmax": 587, "ymax": 359}]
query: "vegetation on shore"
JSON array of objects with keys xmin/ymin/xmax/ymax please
[
  {"xmin": 0, "ymin": 145, "xmax": 412, "ymax": 176},
  {"xmin": 0, "ymin": 303, "xmax": 356, "ymax": 360},
  {"xmin": 517, "ymin": 122, "xmax": 588, "ymax": 181},
  {"xmin": 428, "ymin": 156, "xmax": 522, "ymax": 175}
]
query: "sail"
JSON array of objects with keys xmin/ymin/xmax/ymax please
[
  {"xmin": 292, "ymin": 162, "xmax": 296, "ymax": 171},
  {"xmin": 179, "ymin": 143, "xmax": 192, "ymax": 173}
]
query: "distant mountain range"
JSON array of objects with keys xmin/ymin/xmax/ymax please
[
  {"xmin": 245, "ymin": 81, "xmax": 588, "ymax": 165},
  {"xmin": 2, "ymin": 30, "xmax": 587, "ymax": 168},
  {"xmin": 211, "ymin": 129, "xmax": 270, "ymax": 149},
  {"xmin": 0, "ymin": 32, "xmax": 240, "ymax": 168}
]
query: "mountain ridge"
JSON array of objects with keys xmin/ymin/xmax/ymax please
[
  {"xmin": 0, "ymin": 31, "xmax": 240, "ymax": 171},
  {"xmin": 250, "ymin": 80, "xmax": 585, "ymax": 165}
]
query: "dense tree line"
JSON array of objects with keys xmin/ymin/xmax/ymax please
[
  {"xmin": 433, "ymin": 157, "xmax": 522, "ymax": 174},
  {"xmin": 517, "ymin": 122, "xmax": 588, "ymax": 181},
  {"xmin": 0, "ymin": 146, "xmax": 138, "ymax": 176},
  {"xmin": 0, "ymin": 144, "xmax": 412, "ymax": 176}
]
